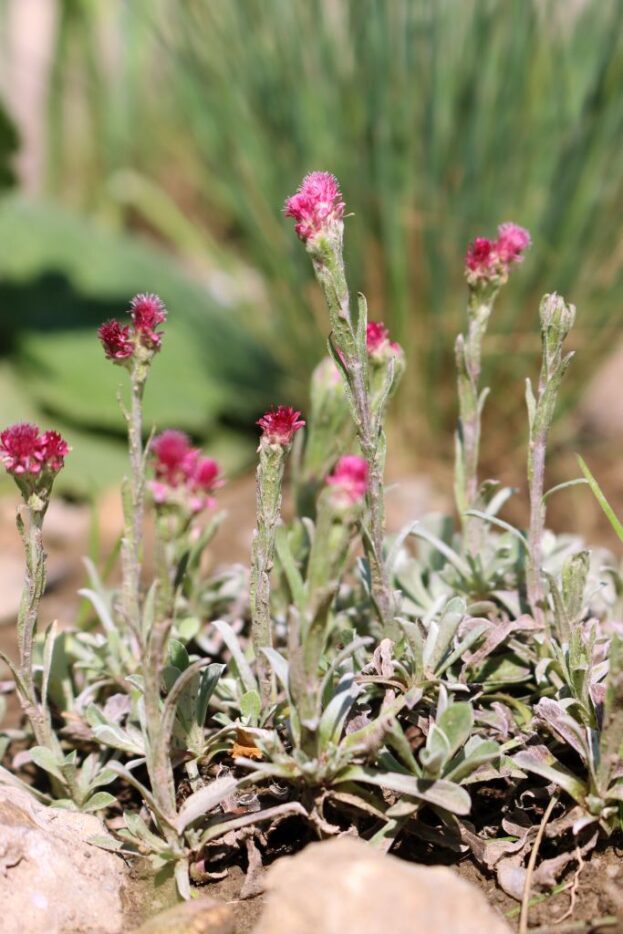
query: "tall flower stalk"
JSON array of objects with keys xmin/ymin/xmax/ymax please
[
  {"xmin": 455, "ymin": 224, "xmax": 530, "ymax": 553},
  {"xmin": 99, "ymin": 293, "xmax": 166, "ymax": 640},
  {"xmin": 285, "ymin": 173, "xmax": 403, "ymax": 628},
  {"xmin": 525, "ymin": 293, "xmax": 576, "ymax": 638},
  {"xmin": 250, "ymin": 406, "xmax": 305, "ymax": 706},
  {"xmin": 0, "ymin": 424, "xmax": 79, "ymax": 799}
]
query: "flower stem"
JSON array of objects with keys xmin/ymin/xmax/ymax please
[
  {"xmin": 454, "ymin": 295, "xmax": 493, "ymax": 553},
  {"xmin": 120, "ymin": 366, "xmax": 146, "ymax": 640},
  {"xmin": 525, "ymin": 294, "xmax": 575, "ymax": 639},
  {"xmin": 250, "ymin": 444, "xmax": 286, "ymax": 706},
  {"xmin": 15, "ymin": 501, "xmax": 80, "ymax": 801},
  {"xmin": 313, "ymin": 248, "xmax": 393, "ymax": 628}
]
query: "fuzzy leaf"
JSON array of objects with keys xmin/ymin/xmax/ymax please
[
  {"xmin": 513, "ymin": 751, "xmax": 587, "ymax": 804},
  {"xmin": 438, "ymin": 703, "xmax": 474, "ymax": 758},
  {"xmin": 29, "ymin": 746, "xmax": 65, "ymax": 783},
  {"xmin": 175, "ymin": 776, "xmax": 239, "ymax": 833},
  {"xmin": 213, "ymin": 620, "xmax": 257, "ymax": 694},
  {"xmin": 337, "ymin": 766, "xmax": 471, "ymax": 815},
  {"xmin": 82, "ymin": 792, "xmax": 118, "ymax": 813}
]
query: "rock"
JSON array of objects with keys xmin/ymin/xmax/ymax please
[
  {"xmin": 254, "ymin": 838, "xmax": 511, "ymax": 934},
  {"xmin": 0, "ymin": 784, "xmax": 127, "ymax": 933},
  {"xmin": 133, "ymin": 897, "xmax": 235, "ymax": 934}
]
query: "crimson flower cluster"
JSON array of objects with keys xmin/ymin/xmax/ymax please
[
  {"xmin": 0, "ymin": 423, "xmax": 69, "ymax": 493},
  {"xmin": 366, "ymin": 321, "xmax": 402, "ymax": 359},
  {"xmin": 465, "ymin": 223, "xmax": 531, "ymax": 281},
  {"xmin": 326, "ymin": 455, "xmax": 369, "ymax": 504},
  {"xmin": 284, "ymin": 172, "xmax": 345, "ymax": 243},
  {"xmin": 149, "ymin": 429, "xmax": 221, "ymax": 513},
  {"xmin": 257, "ymin": 406, "xmax": 305, "ymax": 446},
  {"xmin": 98, "ymin": 293, "xmax": 167, "ymax": 364}
]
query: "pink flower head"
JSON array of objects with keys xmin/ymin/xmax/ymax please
[
  {"xmin": 98, "ymin": 320, "xmax": 134, "ymax": 361},
  {"xmin": 284, "ymin": 172, "xmax": 345, "ymax": 242},
  {"xmin": 40, "ymin": 431, "xmax": 70, "ymax": 473},
  {"xmin": 465, "ymin": 237, "xmax": 496, "ymax": 275},
  {"xmin": 0, "ymin": 423, "xmax": 43, "ymax": 475},
  {"xmin": 366, "ymin": 321, "xmax": 390, "ymax": 354},
  {"xmin": 130, "ymin": 293, "xmax": 167, "ymax": 349},
  {"xmin": 151, "ymin": 429, "xmax": 193, "ymax": 484},
  {"xmin": 366, "ymin": 320, "xmax": 403, "ymax": 361},
  {"xmin": 465, "ymin": 224, "xmax": 531, "ymax": 282},
  {"xmin": 496, "ymin": 223, "xmax": 531, "ymax": 264},
  {"xmin": 192, "ymin": 456, "xmax": 220, "ymax": 492},
  {"xmin": 326, "ymin": 455, "xmax": 369, "ymax": 504},
  {"xmin": 257, "ymin": 405, "xmax": 305, "ymax": 445},
  {"xmin": 0, "ymin": 423, "xmax": 69, "ymax": 482},
  {"xmin": 187, "ymin": 456, "xmax": 222, "ymax": 511},
  {"xmin": 150, "ymin": 429, "xmax": 222, "ymax": 513}
]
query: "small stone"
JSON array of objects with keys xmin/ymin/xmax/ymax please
[
  {"xmin": 133, "ymin": 896, "xmax": 235, "ymax": 934},
  {"xmin": 0, "ymin": 784, "xmax": 127, "ymax": 933},
  {"xmin": 254, "ymin": 838, "xmax": 511, "ymax": 934}
]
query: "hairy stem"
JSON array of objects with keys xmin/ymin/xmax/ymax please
[
  {"xmin": 313, "ymin": 249, "xmax": 393, "ymax": 627},
  {"xmin": 15, "ymin": 502, "xmax": 79, "ymax": 801},
  {"xmin": 120, "ymin": 367, "xmax": 145, "ymax": 640},
  {"xmin": 526, "ymin": 425, "xmax": 547, "ymax": 632},
  {"xmin": 454, "ymin": 296, "xmax": 493, "ymax": 553},
  {"xmin": 525, "ymin": 294, "xmax": 575, "ymax": 642},
  {"xmin": 250, "ymin": 444, "xmax": 286, "ymax": 706}
]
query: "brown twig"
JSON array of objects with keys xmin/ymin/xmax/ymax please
[{"xmin": 519, "ymin": 794, "xmax": 558, "ymax": 934}]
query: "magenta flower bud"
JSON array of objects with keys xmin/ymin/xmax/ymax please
[
  {"xmin": 151, "ymin": 429, "xmax": 193, "ymax": 484},
  {"xmin": 465, "ymin": 237, "xmax": 496, "ymax": 276},
  {"xmin": 366, "ymin": 321, "xmax": 402, "ymax": 359},
  {"xmin": 496, "ymin": 223, "xmax": 531, "ymax": 264},
  {"xmin": 130, "ymin": 293, "xmax": 167, "ymax": 350},
  {"xmin": 98, "ymin": 320, "xmax": 134, "ymax": 361},
  {"xmin": 187, "ymin": 456, "xmax": 222, "ymax": 511},
  {"xmin": 366, "ymin": 321, "xmax": 390, "ymax": 354},
  {"xmin": 284, "ymin": 172, "xmax": 345, "ymax": 243},
  {"xmin": 465, "ymin": 224, "xmax": 531, "ymax": 285},
  {"xmin": 257, "ymin": 406, "xmax": 305, "ymax": 446},
  {"xmin": 192, "ymin": 456, "xmax": 220, "ymax": 491},
  {"xmin": 39, "ymin": 430, "xmax": 70, "ymax": 473},
  {"xmin": 326, "ymin": 455, "xmax": 369, "ymax": 503}
]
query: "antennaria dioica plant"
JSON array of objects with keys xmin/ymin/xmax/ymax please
[{"xmin": 0, "ymin": 173, "xmax": 620, "ymax": 909}]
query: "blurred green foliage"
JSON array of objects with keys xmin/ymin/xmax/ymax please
[
  {"xmin": 3, "ymin": 0, "xmax": 623, "ymax": 494},
  {"xmin": 0, "ymin": 194, "xmax": 279, "ymax": 494},
  {"xmin": 0, "ymin": 98, "xmax": 18, "ymax": 190}
]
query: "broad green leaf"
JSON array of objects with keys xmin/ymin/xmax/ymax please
[
  {"xmin": 437, "ymin": 703, "xmax": 474, "ymax": 758},
  {"xmin": 336, "ymin": 766, "xmax": 471, "ymax": 816},
  {"xmin": 175, "ymin": 776, "xmax": 240, "ymax": 833},
  {"xmin": 29, "ymin": 745, "xmax": 65, "ymax": 783},
  {"xmin": 213, "ymin": 620, "xmax": 257, "ymax": 694},
  {"xmin": 513, "ymin": 751, "xmax": 587, "ymax": 804},
  {"xmin": 240, "ymin": 690, "xmax": 261, "ymax": 723},
  {"xmin": 82, "ymin": 791, "xmax": 118, "ymax": 812}
]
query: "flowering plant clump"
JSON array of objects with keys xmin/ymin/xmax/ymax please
[{"xmin": 1, "ymin": 177, "xmax": 622, "ymax": 929}]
